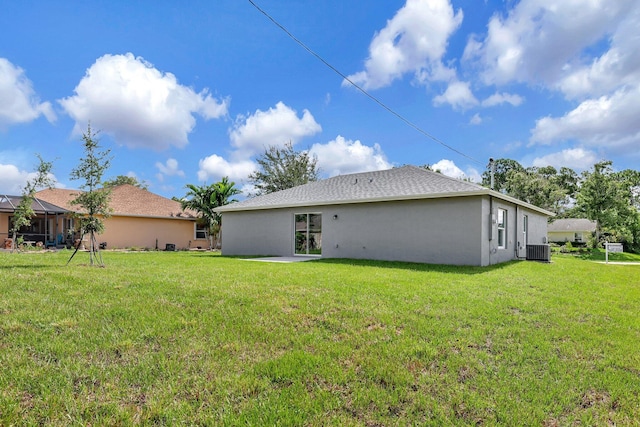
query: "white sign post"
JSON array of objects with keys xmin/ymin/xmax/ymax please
[{"xmin": 605, "ymin": 243, "xmax": 623, "ymax": 263}]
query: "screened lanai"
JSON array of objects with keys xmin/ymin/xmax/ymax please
[{"xmin": 0, "ymin": 195, "xmax": 72, "ymax": 248}]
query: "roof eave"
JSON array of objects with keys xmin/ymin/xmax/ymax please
[
  {"xmin": 486, "ymin": 189, "xmax": 556, "ymax": 217},
  {"xmin": 91, "ymin": 213, "xmax": 197, "ymax": 220},
  {"xmin": 216, "ymin": 189, "xmax": 555, "ymax": 217}
]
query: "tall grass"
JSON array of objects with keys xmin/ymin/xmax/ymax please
[{"xmin": 0, "ymin": 251, "xmax": 638, "ymax": 425}]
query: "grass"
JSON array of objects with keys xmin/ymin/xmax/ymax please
[
  {"xmin": 578, "ymin": 248, "xmax": 640, "ymax": 262},
  {"xmin": 551, "ymin": 245, "xmax": 640, "ymax": 263},
  {"xmin": 0, "ymin": 250, "xmax": 639, "ymax": 426}
]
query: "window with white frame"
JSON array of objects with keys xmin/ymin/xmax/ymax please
[
  {"xmin": 497, "ymin": 208, "xmax": 507, "ymax": 249},
  {"xmin": 195, "ymin": 222, "xmax": 207, "ymax": 240}
]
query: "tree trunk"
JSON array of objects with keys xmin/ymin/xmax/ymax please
[{"xmin": 10, "ymin": 231, "xmax": 17, "ymax": 253}]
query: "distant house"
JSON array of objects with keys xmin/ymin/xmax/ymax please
[
  {"xmin": 215, "ymin": 166, "xmax": 554, "ymax": 266},
  {"xmin": 0, "ymin": 195, "xmax": 69, "ymax": 248},
  {"xmin": 547, "ymin": 218, "xmax": 596, "ymax": 244},
  {"xmin": 35, "ymin": 185, "xmax": 209, "ymax": 250}
]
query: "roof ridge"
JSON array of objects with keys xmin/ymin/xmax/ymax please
[{"xmin": 218, "ymin": 165, "xmax": 516, "ymax": 213}]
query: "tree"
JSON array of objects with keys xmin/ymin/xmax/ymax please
[
  {"xmin": 179, "ymin": 177, "xmax": 241, "ymax": 249},
  {"xmin": 68, "ymin": 124, "xmax": 112, "ymax": 266},
  {"xmin": 103, "ymin": 175, "xmax": 148, "ymax": 189},
  {"xmin": 576, "ymin": 161, "xmax": 630, "ymax": 245},
  {"xmin": 613, "ymin": 169, "xmax": 640, "ymax": 252},
  {"xmin": 504, "ymin": 166, "xmax": 574, "ymax": 214},
  {"xmin": 481, "ymin": 159, "xmax": 580, "ymax": 215},
  {"xmin": 248, "ymin": 142, "xmax": 319, "ymax": 195},
  {"xmin": 481, "ymin": 158, "xmax": 524, "ymax": 192},
  {"xmin": 9, "ymin": 155, "xmax": 55, "ymax": 252},
  {"xmin": 614, "ymin": 169, "xmax": 640, "ymax": 210},
  {"xmin": 555, "ymin": 167, "xmax": 579, "ymax": 199}
]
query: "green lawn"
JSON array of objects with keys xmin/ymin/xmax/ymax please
[{"xmin": 1, "ymin": 251, "xmax": 639, "ymax": 426}]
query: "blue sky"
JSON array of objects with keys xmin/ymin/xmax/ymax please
[{"xmin": 2, "ymin": 0, "xmax": 639, "ymax": 198}]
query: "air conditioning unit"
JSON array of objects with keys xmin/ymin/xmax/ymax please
[{"xmin": 526, "ymin": 244, "xmax": 550, "ymax": 262}]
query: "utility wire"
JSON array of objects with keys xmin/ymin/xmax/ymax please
[{"xmin": 247, "ymin": 0, "xmax": 483, "ymax": 166}]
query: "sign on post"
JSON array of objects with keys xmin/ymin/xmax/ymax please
[{"xmin": 605, "ymin": 243, "xmax": 623, "ymax": 263}]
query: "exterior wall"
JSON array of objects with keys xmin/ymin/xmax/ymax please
[
  {"xmin": 548, "ymin": 231, "xmax": 588, "ymax": 243},
  {"xmin": 481, "ymin": 198, "xmax": 516, "ymax": 265},
  {"xmin": 480, "ymin": 198, "xmax": 549, "ymax": 265},
  {"xmin": 95, "ymin": 216, "xmax": 208, "ymax": 250},
  {"xmin": 221, "ymin": 195, "xmax": 549, "ymax": 266},
  {"xmin": 0, "ymin": 213, "xmax": 9, "ymax": 244},
  {"xmin": 1, "ymin": 212, "xmax": 208, "ymax": 250},
  {"xmin": 221, "ymin": 210, "xmax": 297, "ymax": 256},
  {"xmin": 322, "ymin": 198, "xmax": 485, "ymax": 265},
  {"xmin": 222, "ymin": 197, "xmax": 487, "ymax": 265},
  {"xmin": 524, "ymin": 208, "xmax": 549, "ymax": 247}
]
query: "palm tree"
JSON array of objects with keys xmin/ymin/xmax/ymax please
[
  {"xmin": 179, "ymin": 177, "xmax": 241, "ymax": 249},
  {"xmin": 210, "ymin": 177, "xmax": 241, "ymax": 248}
]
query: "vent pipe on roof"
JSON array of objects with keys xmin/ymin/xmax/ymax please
[{"xmin": 489, "ymin": 157, "xmax": 495, "ymax": 190}]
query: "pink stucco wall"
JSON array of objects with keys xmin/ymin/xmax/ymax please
[
  {"xmin": 0, "ymin": 213, "xmax": 209, "ymax": 250},
  {"xmin": 95, "ymin": 215, "xmax": 208, "ymax": 250}
]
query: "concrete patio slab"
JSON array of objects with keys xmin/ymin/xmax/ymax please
[{"xmin": 243, "ymin": 256, "xmax": 319, "ymax": 263}]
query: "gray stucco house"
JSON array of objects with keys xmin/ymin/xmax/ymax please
[{"xmin": 215, "ymin": 166, "xmax": 554, "ymax": 266}]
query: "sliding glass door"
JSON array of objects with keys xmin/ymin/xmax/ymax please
[{"xmin": 294, "ymin": 213, "xmax": 322, "ymax": 255}]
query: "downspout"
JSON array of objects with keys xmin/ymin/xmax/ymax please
[
  {"xmin": 515, "ymin": 204, "xmax": 519, "ymax": 260},
  {"xmin": 489, "ymin": 194, "xmax": 493, "ymax": 266},
  {"xmin": 488, "ymin": 158, "xmax": 495, "ymax": 266}
]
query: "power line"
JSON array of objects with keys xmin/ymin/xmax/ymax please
[{"xmin": 247, "ymin": 0, "xmax": 483, "ymax": 166}]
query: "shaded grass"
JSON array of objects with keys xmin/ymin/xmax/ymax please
[
  {"xmin": 576, "ymin": 248, "xmax": 640, "ymax": 262},
  {"xmin": 0, "ymin": 250, "xmax": 639, "ymax": 425}
]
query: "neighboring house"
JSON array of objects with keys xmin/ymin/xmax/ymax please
[
  {"xmin": 1, "ymin": 195, "xmax": 69, "ymax": 248},
  {"xmin": 547, "ymin": 218, "xmax": 596, "ymax": 244},
  {"xmin": 35, "ymin": 185, "xmax": 209, "ymax": 250},
  {"xmin": 215, "ymin": 166, "xmax": 554, "ymax": 266}
]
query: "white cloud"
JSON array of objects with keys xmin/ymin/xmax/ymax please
[
  {"xmin": 197, "ymin": 154, "xmax": 256, "ymax": 184},
  {"xmin": 469, "ymin": 113, "xmax": 482, "ymax": 125},
  {"xmin": 481, "ymin": 92, "xmax": 524, "ymax": 107},
  {"xmin": 155, "ymin": 158, "xmax": 184, "ymax": 177},
  {"xmin": 530, "ymin": 85, "xmax": 640, "ymax": 151},
  {"xmin": 0, "ymin": 58, "xmax": 55, "ymax": 128},
  {"xmin": 532, "ymin": 148, "xmax": 598, "ymax": 170},
  {"xmin": 155, "ymin": 158, "xmax": 185, "ymax": 182},
  {"xmin": 309, "ymin": 135, "xmax": 392, "ymax": 177},
  {"xmin": 229, "ymin": 102, "xmax": 321, "ymax": 159},
  {"xmin": 0, "ymin": 163, "xmax": 60, "ymax": 194},
  {"xmin": 503, "ymin": 141, "xmax": 523, "ymax": 153},
  {"xmin": 463, "ymin": 0, "xmax": 637, "ymax": 88},
  {"xmin": 198, "ymin": 102, "xmax": 322, "ymax": 191},
  {"xmin": 58, "ymin": 53, "xmax": 229, "ymax": 151},
  {"xmin": 557, "ymin": 4, "xmax": 640, "ymax": 99},
  {"xmin": 0, "ymin": 163, "xmax": 28, "ymax": 194},
  {"xmin": 344, "ymin": 0, "xmax": 463, "ymax": 90},
  {"xmin": 433, "ymin": 81, "xmax": 478, "ymax": 110},
  {"xmin": 431, "ymin": 159, "xmax": 480, "ymax": 182}
]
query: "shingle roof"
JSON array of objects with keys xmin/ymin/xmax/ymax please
[
  {"xmin": 36, "ymin": 185, "xmax": 198, "ymax": 219},
  {"xmin": 0, "ymin": 194, "xmax": 68, "ymax": 214},
  {"xmin": 32, "ymin": 189, "xmax": 81, "ymax": 212},
  {"xmin": 548, "ymin": 218, "xmax": 597, "ymax": 232},
  {"xmin": 216, "ymin": 165, "xmax": 554, "ymax": 216}
]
